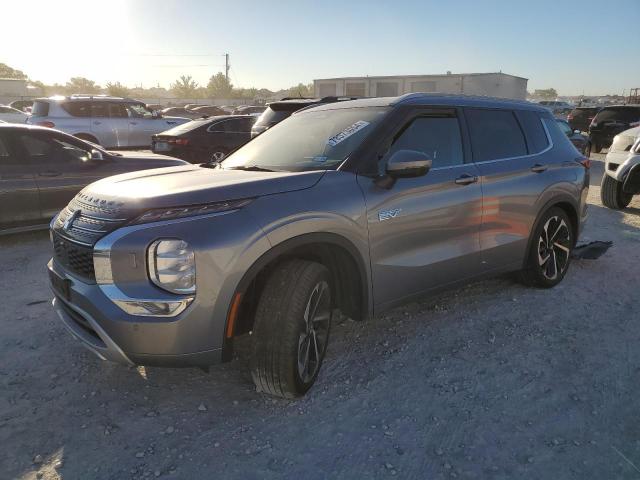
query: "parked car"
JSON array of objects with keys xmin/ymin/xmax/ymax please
[
  {"xmin": 0, "ymin": 124, "xmax": 187, "ymax": 234},
  {"xmin": 588, "ymin": 105, "xmax": 640, "ymax": 153},
  {"xmin": 160, "ymin": 107, "xmax": 205, "ymax": 119},
  {"xmin": 538, "ymin": 100, "xmax": 574, "ymax": 116},
  {"xmin": 0, "ymin": 105, "xmax": 29, "ymax": 123},
  {"xmin": 152, "ymin": 115, "xmax": 255, "ymax": 162},
  {"xmin": 146, "ymin": 103, "xmax": 164, "ymax": 113},
  {"xmin": 190, "ymin": 105, "xmax": 227, "ymax": 117},
  {"xmin": 251, "ymin": 96, "xmax": 359, "ymax": 137},
  {"xmin": 27, "ymin": 95, "xmax": 190, "ymax": 148},
  {"xmin": 601, "ymin": 126, "xmax": 640, "ymax": 209},
  {"xmin": 556, "ymin": 119, "xmax": 588, "ymax": 154},
  {"xmin": 9, "ymin": 99, "xmax": 34, "ymax": 113},
  {"xmin": 48, "ymin": 94, "xmax": 589, "ymax": 398},
  {"xmin": 233, "ymin": 105, "xmax": 266, "ymax": 115},
  {"xmin": 567, "ymin": 106, "xmax": 601, "ymax": 132}
]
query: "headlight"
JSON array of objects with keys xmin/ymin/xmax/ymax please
[
  {"xmin": 132, "ymin": 198, "xmax": 252, "ymax": 225},
  {"xmin": 147, "ymin": 239, "xmax": 196, "ymax": 294}
]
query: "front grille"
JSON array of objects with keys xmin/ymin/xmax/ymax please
[{"xmin": 52, "ymin": 232, "xmax": 96, "ymax": 282}]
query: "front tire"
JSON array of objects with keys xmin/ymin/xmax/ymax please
[
  {"xmin": 519, "ymin": 207, "xmax": 573, "ymax": 288},
  {"xmin": 250, "ymin": 260, "xmax": 333, "ymax": 398},
  {"xmin": 601, "ymin": 174, "xmax": 632, "ymax": 210}
]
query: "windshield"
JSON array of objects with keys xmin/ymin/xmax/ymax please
[
  {"xmin": 253, "ymin": 107, "xmax": 295, "ymax": 127},
  {"xmin": 222, "ymin": 106, "xmax": 388, "ymax": 172}
]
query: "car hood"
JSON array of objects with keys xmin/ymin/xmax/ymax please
[{"xmin": 83, "ymin": 164, "xmax": 325, "ymax": 210}]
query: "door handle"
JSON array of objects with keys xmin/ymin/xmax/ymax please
[
  {"xmin": 531, "ymin": 164, "xmax": 548, "ymax": 173},
  {"xmin": 39, "ymin": 171, "xmax": 61, "ymax": 177},
  {"xmin": 130, "ymin": 121, "xmax": 138, "ymax": 125},
  {"xmin": 454, "ymin": 174, "xmax": 479, "ymax": 185},
  {"xmin": 93, "ymin": 121, "xmax": 102, "ymax": 125}
]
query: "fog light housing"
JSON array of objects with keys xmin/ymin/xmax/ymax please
[
  {"xmin": 147, "ymin": 239, "xmax": 196, "ymax": 294},
  {"xmin": 112, "ymin": 298, "xmax": 193, "ymax": 317}
]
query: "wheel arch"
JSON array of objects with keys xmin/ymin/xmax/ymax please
[
  {"xmin": 73, "ymin": 132, "xmax": 100, "ymax": 144},
  {"xmin": 222, "ymin": 232, "xmax": 371, "ymax": 360},
  {"xmin": 523, "ymin": 195, "xmax": 580, "ymax": 269}
]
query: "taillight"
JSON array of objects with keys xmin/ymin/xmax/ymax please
[
  {"xmin": 167, "ymin": 138, "xmax": 189, "ymax": 146},
  {"xmin": 577, "ymin": 157, "xmax": 591, "ymax": 169},
  {"xmin": 36, "ymin": 121, "xmax": 55, "ymax": 128}
]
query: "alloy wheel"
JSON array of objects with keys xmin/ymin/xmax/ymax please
[
  {"xmin": 297, "ymin": 280, "xmax": 331, "ymax": 383},
  {"xmin": 537, "ymin": 216, "xmax": 571, "ymax": 280}
]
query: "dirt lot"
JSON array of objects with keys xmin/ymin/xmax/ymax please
[{"xmin": 2, "ymin": 155, "xmax": 640, "ymax": 480}]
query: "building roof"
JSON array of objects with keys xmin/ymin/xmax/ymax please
[
  {"xmin": 299, "ymin": 93, "xmax": 546, "ymax": 113},
  {"xmin": 314, "ymin": 72, "xmax": 528, "ymax": 81}
]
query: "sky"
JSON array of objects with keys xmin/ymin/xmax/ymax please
[{"xmin": 2, "ymin": 0, "xmax": 639, "ymax": 96}]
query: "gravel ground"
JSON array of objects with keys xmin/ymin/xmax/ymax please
[{"xmin": 2, "ymin": 154, "xmax": 640, "ymax": 480}]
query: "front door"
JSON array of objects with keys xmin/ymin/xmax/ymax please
[
  {"xmin": 358, "ymin": 108, "xmax": 483, "ymax": 310},
  {"xmin": 15, "ymin": 131, "xmax": 106, "ymax": 222},
  {"xmin": 0, "ymin": 131, "xmax": 40, "ymax": 229},
  {"xmin": 91, "ymin": 102, "xmax": 130, "ymax": 148}
]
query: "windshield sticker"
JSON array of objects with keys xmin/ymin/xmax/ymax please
[{"xmin": 327, "ymin": 121, "xmax": 370, "ymax": 147}]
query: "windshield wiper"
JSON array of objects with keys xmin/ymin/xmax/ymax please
[{"xmin": 226, "ymin": 165, "xmax": 276, "ymax": 172}]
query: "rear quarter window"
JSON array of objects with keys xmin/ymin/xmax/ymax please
[
  {"xmin": 516, "ymin": 110, "xmax": 550, "ymax": 154},
  {"xmin": 465, "ymin": 108, "xmax": 527, "ymax": 161},
  {"xmin": 595, "ymin": 107, "xmax": 640, "ymax": 123},
  {"xmin": 31, "ymin": 101, "xmax": 50, "ymax": 117}
]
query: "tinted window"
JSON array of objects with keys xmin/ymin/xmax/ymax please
[
  {"xmin": 31, "ymin": 101, "xmax": 50, "ymax": 117},
  {"xmin": 595, "ymin": 107, "xmax": 640, "ymax": 123},
  {"xmin": 62, "ymin": 101, "xmax": 92, "ymax": 117},
  {"xmin": 0, "ymin": 136, "xmax": 9, "ymax": 157},
  {"xmin": 388, "ymin": 116, "xmax": 464, "ymax": 168},
  {"xmin": 254, "ymin": 107, "xmax": 296, "ymax": 127},
  {"xmin": 0, "ymin": 107, "xmax": 13, "ymax": 114},
  {"xmin": 127, "ymin": 103, "xmax": 153, "ymax": 118},
  {"xmin": 466, "ymin": 109, "xmax": 527, "ymax": 161},
  {"xmin": 19, "ymin": 134, "xmax": 89, "ymax": 164},
  {"xmin": 208, "ymin": 120, "xmax": 230, "ymax": 132},
  {"xmin": 516, "ymin": 110, "xmax": 549, "ymax": 153},
  {"xmin": 108, "ymin": 103, "xmax": 128, "ymax": 118},
  {"xmin": 92, "ymin": 102, "xmax": 108, "ymax": 117}
]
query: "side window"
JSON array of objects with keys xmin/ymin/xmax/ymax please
[
  {"xmin": 61, "ymin": 101, "xmax": 92, "ymax": 117},
  {"xmin": 19, "ymin": 134, "xmax": 89, "ymax": 164},
  {"xmin": 225, "ymin": 119, "xmax": 248, "ymax": 132},
  {"xmin": 465, "ymin": 109, "xmax": 527, "ymax": 162},
  {"xmin": 516, "ymin": 110, "xmax": 550, "ymax": 153},
  {"xmin": 92, "ymin": 102, "xmax": 108, "ymax": 118},
  {"xmin": 387, "ymin": 116, "xmax": 464, "ymax": 168},
  {"xmin": 108, "ymin": 103, "xmax": 128, "ymax": 118},
  {"xmin": 0, "ymin": 107, "xmax": 12, "ymax": 114},
  {"xmin": 127, "ymin": 103, "xmax": 153, "ymax": 119}
]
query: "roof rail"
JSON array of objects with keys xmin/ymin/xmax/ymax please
[{"xmin": 320, "ymin": 96, "xmax": 362, "ymax": 102}]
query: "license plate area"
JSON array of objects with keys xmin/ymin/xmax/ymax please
[{"xmin": 49, "ymin": 269, "xmax": 71, "ymax": 301}]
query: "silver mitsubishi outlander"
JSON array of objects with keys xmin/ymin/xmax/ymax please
[{"xmin": 48, "ymin": 94, "xmax": 590, "ymax": 398}]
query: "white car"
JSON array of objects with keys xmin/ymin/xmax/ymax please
[
  {"xmin": 601, "ymin": 126, "xmax": 640, "ymax": 209},
  {"xmin": 27, "ymin": 95, "xmax": 191, "ymax": 148},
  {"xmin": 0, "ymin": 105, "xmax": 29, "ymax": 123}
]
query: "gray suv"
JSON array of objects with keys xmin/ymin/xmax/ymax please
[
  {"xmin": 48, "ymin": 94, "xmax": 589, "ymax": 398},
  {"xmin": 28, "ymin": 95, "xmax": 190, "ymax": 148}
]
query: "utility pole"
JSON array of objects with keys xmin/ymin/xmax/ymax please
[{"xmin": 225, "ymin": 53, "xmax": 230, "ymax": 81}]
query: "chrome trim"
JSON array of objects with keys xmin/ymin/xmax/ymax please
[{"xmin": 100, "ymin": 285, "xmax": 194, "ymax": 317}]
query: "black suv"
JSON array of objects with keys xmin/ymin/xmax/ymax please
[
  {"xmin": 567, "ymin": 106, "xmax": 600, "ymax": 132},
  {"xmin": 250, "ymin": 96, "xmax": 359, "ymax": 137},
  {"xmin": 588, "ymin": 105, "xmax": 640, "ymax": 153}
]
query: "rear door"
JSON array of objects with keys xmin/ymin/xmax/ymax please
[
  {"xmin": 465, "ymin": 108, "xmax": 553, "ymax": 270},
  {"xmin": 358, "ymin": 107, "xmax": 483, "ymax": 310},
  {"xmin": 0, "ymin": 131, "xmax": 41, "ymax": 229}
]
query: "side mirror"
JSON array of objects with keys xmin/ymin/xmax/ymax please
[
  {"xmin": 386, "ymin": 149, "xmax": 432, "ymax": 178},
  {"xmin": 90, "ymin": 149, "xmax": 104, "ymax": 161}
]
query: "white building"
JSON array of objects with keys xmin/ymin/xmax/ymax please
[
  {"xmin": 314, "ymin": 72, "xmax": 528, "ymax": 100},
  {"xmin": 0, "ymin": 78, "xmax": 28, "ymax": 97}
]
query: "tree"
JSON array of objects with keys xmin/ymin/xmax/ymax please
[
  {"xmin": 286, "ymin": 82, "xmax": 314, "ymax": 98},
  {"xmin": 106, "ymin": 81, "xmax": 130, "ymax": 97},
  {"xmin": 170, "ymin": 75, "xmax": 199, "ymax": 98},
  {"xmin": 533, "ymin": 88, "xmax": 558, "ymax": 100},
  {"xmin": 207, "ymin": 72, "xmax": 233, "ymax": 99},
  {"xmin": 0, "ymin": 63, "xmax": 27, "ymax": 79},
  {"xmin": 65, "ymin": 77, "xmax": 101, "ymax": 94}
]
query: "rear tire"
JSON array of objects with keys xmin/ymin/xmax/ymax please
[
  {"xmin": 519, "ymin": 207, "xmax": 573, "ymax": 288},
  {"xmin": 250, "ymin": 260, "xmax": 333, "ymax": 398},
  {"xmin": 601, "ymin": 174, "xmax": 632, "ymax": 210}
]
